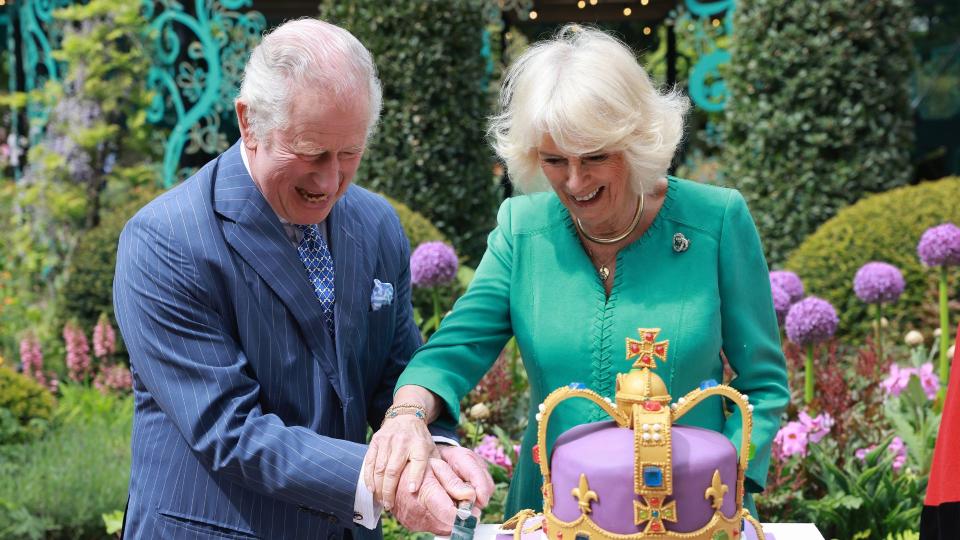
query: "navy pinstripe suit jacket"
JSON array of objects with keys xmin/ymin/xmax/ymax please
[{"xmin": 114, "ymin": 143, "xmax": 423, "ymax": 539}]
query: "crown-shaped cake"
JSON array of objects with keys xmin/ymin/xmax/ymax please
[{"xmin": 500, "ymin": 328, "xmax": 767, "ymax": 540}]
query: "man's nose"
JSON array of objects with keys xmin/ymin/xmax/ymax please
[{"xmin": 311, "ymin": 155, "xmax": 341, "ymax": 191}]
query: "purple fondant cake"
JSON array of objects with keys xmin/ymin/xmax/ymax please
[{"xmin": 498, "ymin": 328, "xmax": 768, "ymax": 540}]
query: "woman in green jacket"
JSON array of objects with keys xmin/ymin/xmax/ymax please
[{"xmin": 364, "ymin": 25, "xmax": 789, "ymax": 521}]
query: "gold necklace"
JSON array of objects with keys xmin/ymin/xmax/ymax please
[
  {"xmin": 586, "ymin": 246, "xmax": 618, "ymax": 283},
  {"xmin": 575, "ymin": 190, "xmax": 644, "ymax": 245}
]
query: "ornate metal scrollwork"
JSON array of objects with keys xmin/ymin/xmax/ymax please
[
  {"xmin": 143, "ymin": 0, "xmax": 265, "ymax": 186},
  {"xmin": 683, "ymin": 0, "xmax": 735, "ymax": 113}
]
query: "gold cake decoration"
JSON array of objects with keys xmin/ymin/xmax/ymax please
[{"xmin": 502, "ymin": 327, "xmax": 765, "ymax": 540}]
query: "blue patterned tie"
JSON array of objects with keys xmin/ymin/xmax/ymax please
[{"xmin": 296, "ymin": 223, "xmax": 335, "ymax": 337}]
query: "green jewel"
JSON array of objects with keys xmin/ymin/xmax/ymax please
[{"xmin": 712, "ymin": 531, "xmax": 730, "ymax": 540}]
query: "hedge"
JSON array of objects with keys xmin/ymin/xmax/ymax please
[{"xmin": 723, "ymin": 0, "xmax": 914, "ymax": 264}]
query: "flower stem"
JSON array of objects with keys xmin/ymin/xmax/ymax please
[
  {"xmin": 939, "ymin": 265, "xmax": 950, "ymax": 384},
  {"xmin": 876, "ymin": 303, "xmax": 884, "ymax": 362},
  {"xmin": 805, "ymin": 344, "xmax": 814, "ymax": 405}
]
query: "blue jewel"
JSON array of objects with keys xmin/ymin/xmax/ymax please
[
  {"xmin": 643, "ymin": 466, "xmax": 664, "ymax": 487},
  {"xmin": 568, "ymin": 382, "xmax": 587, "ymax": 390},
  {"xmin": 699, "ymin": 379, "xmax": 719, "ymax": 390}
]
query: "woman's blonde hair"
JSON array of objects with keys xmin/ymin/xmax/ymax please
[{"xmin": 489, "ymin": 25, "xmax": 689, "ymax": 194}]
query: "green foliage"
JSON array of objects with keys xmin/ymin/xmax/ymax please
[
  {"xmin": 0, "ymin": 385, "xmax": 133, "ymax": 540},
  {"xmin": 320, "ymin": 0, "xmax": 500, "ymax": 264},
  {"xmin": 384, "ymin": 194, "xmax": 447, "ymax": 248},
  {"xmin": 3, "ymin": 0, "xmax": 164, "ymax": 361},
  {"xmin": 54, "ymin": 185, "xmax": 163, "ymax": 340},
  {"xmin": 785, "ymin": 177, "xmax": 960, "ymax": 338},
  {"xmin": 723, "ymin": 0, "xmax": 915, "ymax": 264},
  {"xmin": 802, "ymin": 437, "xmax": 925, "ymax": 540},
  {"xmin": 0, "ymin": 367, "xmax": 55, "ymax": 445}
]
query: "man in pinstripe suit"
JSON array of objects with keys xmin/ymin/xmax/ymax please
[{"xmin": 113, "ymin": 19, "xmax": 491, "ymax": 539}]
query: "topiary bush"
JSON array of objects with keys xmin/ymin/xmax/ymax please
[
  {"xmin": 785, "ymin": 177, "xmax": 960, "ymax": 338},
  {"xmin": 723, "ymin": 0, "xmax": 915, "ymax": 265},
  {"xmin": 0, "ymin": 366, "xmax": 56, "ymax": 445},
  {"xmin": 319, "ymin": 0, "xmax": 500, "ymax": 264}
]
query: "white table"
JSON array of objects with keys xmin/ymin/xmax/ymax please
[{"xmin": 437, "ymin": 522, "xmax": 825, "ymax": 540}]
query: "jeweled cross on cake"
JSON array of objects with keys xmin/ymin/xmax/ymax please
[{"xmin": 625, "ymin": 328, "xmax": 670, "ymax": 369}]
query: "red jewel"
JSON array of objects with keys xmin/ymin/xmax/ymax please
[
  {"xmin": 645, "ymin": 333, "xmax": 655, "ymax": 342},
  {"xmin": 543, "ymin": 522, "xmax": 549, "ymax": 534},
  {"xmin": 655, "ymin": 345, "xmax": 665, "ymax": 355},
  {"xmin": 630, "ymin": 343, "xmax": 640, "ymax": 353},
  {"xmin": 649, "ymin": 497, "xmax": 660, "ymax": 506},
  {"xmin": 556, "ymin": 533, "xmax": 563, "ymax": 539},
  {"xmin": 532, "ymin": 444, "xmax": 540, "ymax": 464},
  {"xmin": 651, "ymin": 523, "xmax": 662, "ymax": 532},
  {"xmin": 733, "ymin": 530, "xmax": 740, "ymax": 537},
  {"xmin": 643, "ymin": 401, "xmax": 662, "ymax": 411}
]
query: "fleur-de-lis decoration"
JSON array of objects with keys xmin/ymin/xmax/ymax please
[
  {"xmin": 704, "ymin": 470, "xmax": 728, "ymax": 511},
  {"xmin": 571, "ymin": 473, "xmax": 599, "ymax": 515}
]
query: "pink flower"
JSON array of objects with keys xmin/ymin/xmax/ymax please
[
  {"xmin": 882, "ymin": 363, "xmax": 940, "ymax": 400},
  {"xmin": 93, "ymin": 314, "xmax": 116, "ymax": 359},
  {"xmin": 473, "ymin": 435, "xmax": 513, "ymax": 471},
  {"xmin": 880, "ymin": 363, "xmax": 913, "ymax": 397},
  {"xmin": 774, "ymin": 421, "xmax": 809, "ymax": 459},
  {"xmin": 917, "ymin": 363, "xmax": 940, "ymax": 400},
  {"xmin": 856, "ymin": 436, "xmax": 909, "ymax": 471},
  {"xmin": 94, "ymin": 364, "xmax": 133, "ymax": 394},
  {"xmin": 19, "ymin": 333, "xmax": 44, "ymax": 382},
  {"xmin": 63, "ymin": 322, "xmax": 92, "ymax": 383},
  {"xmin": 798, "ymin": 410, "xmax": 834, "ymax": 443},
  {"xmin": 888, "ymin": 436, "xmax": 908, "ymax": 471}
]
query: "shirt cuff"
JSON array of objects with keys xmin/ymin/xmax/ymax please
[
  {"xmin": 354, "ymin": 461, "xmax": 383, "ymax": 529},
  {"xmin": 432, "ymin": 435, "xmax": 461, "ymax": 447}
]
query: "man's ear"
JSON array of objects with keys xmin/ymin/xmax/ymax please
[{"xmin": 235, "ymin": 100, "xmax": 257, "ymax": 151}]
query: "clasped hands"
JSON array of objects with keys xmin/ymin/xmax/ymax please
[{"xmin": 363, "ymin": 414, "xmax": 494, "ymax": 535}]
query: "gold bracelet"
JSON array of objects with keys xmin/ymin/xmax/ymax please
[{"xmin": 384, "ymin": 403, "xmax": 426, "ymax": 421}]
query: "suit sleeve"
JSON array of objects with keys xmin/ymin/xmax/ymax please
[
  {"xmin": 114, "ymin": 211, "xmax": 364, "ymax": 526},
  {"xmin": 717, "ymin": 190, "xmax": 790, "ymax": 493},
  {"xmin": 395, "ymin": 198, "xmax": 516, "ymax": 431}
]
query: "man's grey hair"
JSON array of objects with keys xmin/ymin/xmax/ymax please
[{"xmin": 237, "ymin": 18, "xmax": 383, "ymax": 144}]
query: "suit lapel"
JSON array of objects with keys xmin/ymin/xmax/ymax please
[
  {"xmin": 213, "ymin": 143, "xmax": 343, "ymax": 401},
  {"xmin": 328, "ymin": 189, "xmax": 374, "ymax": 438}
]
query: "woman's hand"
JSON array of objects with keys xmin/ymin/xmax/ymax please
[{"xmin": 364, "ymin": 413, "xmax": 437, "ymax": 511}]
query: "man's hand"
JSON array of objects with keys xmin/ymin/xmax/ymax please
[
  {"xmin": 392, "ymin": 458, "xmax": 477, "ymax": 535},
  {"xmin": 437, "ymin": 445, "xmax": 495, "ymax": 509}
]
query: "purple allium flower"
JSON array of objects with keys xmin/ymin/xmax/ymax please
[
  {"xmin": 785, "ymin": 296, "xmax": 839, "ymax": 346},
  {"xmin": 93, "ymin": 314, "xmax": 116, "ymax": 359},
  {"xmin": 769, "ymin": 270, "xmax": 804, "ymax": 303},
  {"xmin": 771, "ymin": 285, "xmax": 791, "ymax": 324},
  {"xmin": 917, "ymin": 223, "xmax": 960, "ymax": 267},
  {"xmin": 798, "ymin": 410, "xmax": 834, "ymax": 444},
  {"xmin": 773, "ymin": 421, "xmax": 809, "ymax": 459},
  {"xmin": 410, "ymin": 241, "xmax": 458, "ymax": 288},
  {"xmin": 853, "ymin": 262, "xmax": 905, "ymax": 304}
]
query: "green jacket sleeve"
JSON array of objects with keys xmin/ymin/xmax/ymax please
[
  {"xmin": 717, "ymin": 190, "xmax": 790, "ymax": 492},
  {"xmin": 395, "ymin": 198, "xmax": 517, "ymax": 430}
]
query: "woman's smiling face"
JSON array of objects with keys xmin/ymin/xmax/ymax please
[{"xmin": 537, "ymin": 134, "xmax": 637, "ymax": 236}]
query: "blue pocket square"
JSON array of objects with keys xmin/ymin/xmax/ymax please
[{"xmin": 370, "ymin": 279, "xmax": 394, "ymax": 311}]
